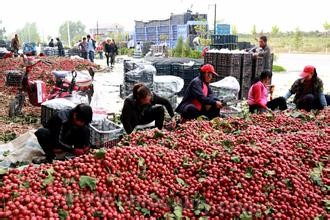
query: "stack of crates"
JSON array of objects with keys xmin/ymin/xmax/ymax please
[
  {"xmin": 154, "ymin": 64, "xmax": 172, "ymax": 76},
  {"xmin": 5, "ymin": 70, "xmax": 24, "ymax": 87},
  {"xmin": 204, "ymin": 52, "xmax": 242, "ymax": 82},
  {"xmin": 176, "ymin": 64, "xmax": 200, "ymax": 96},
  {"xmin": 204, "ymin": 52, "xmax": 218, "ymax": 67},
  {"xmin": 240, "ymin": 54, "xmax": 253, "ymax": 99},
  {"xmin": 204, "ymin": 51, "xmax": 273, "ymax": 100},
  {"xmin": 216, "ymin": 53, "xmax": 241, "ymax": 80},
  {"xmin": 211, "ymin": 35, "xmax": 238, "ymax": 51},
  {"xmin": 252, "ymin": 57, "xmax": 264, "ymax": 83},
  {"xmin": 151, "ymin": 63, "xmax": 201, "ymax": 96}
]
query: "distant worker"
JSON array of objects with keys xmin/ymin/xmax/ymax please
[
  {"xmin": 283, "ymin": 65, "xmax": 330, "ymax": 112},
  {"xmin": 120, "ymin": 83, "xmax": 175, "ymax": 134},
  {"xmin": 192, "ymin": 36, "xmax": 200, "ymax": 50},
  {"xmin": 176, "ymin": 64, "xmax": 223, "ymax": 120},
  {"xmin": 87, "ymin": 34, "xmax": 96, "ymax": 62},
  {"xmin": 79, "ymin": 37, "xmax": 88, "ymax": 59},
  {"xmin": 162, "ymin": 45, "xmax": 169, "ymax": 58},
  {"xmin": 48, "ymin": 39, "xmax": 55, "ymax": 47},
  {"xmin": 11, "ymin": 34, "xmax": 20, "ymax": 57},
  {"xmin": 253, "ymin": 36, "xmax": 271, "ymax": 71},
  {"xmin": 104, "ymin": 38, "xmax": 117, "ymax": 68},
  {"xmin": 96, "ymin": 42, "xmax": 104, "ymax": 60},
  {"xmin": 133, "ymin": 42, "xmax": 142, "ymax": 58},
  {"xmin": 56, "ymin": 38, "xmax": 65, "ymax": 57}
]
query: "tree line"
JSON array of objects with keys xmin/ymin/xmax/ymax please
[{"xmin": 0, "ymin": 20, "xmax": 129, "ymax": 47}]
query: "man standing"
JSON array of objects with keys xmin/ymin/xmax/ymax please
[
  {"xmin": 11, "ymin": 34, "xmax": 20, "ymax": 57},
  {"xmin": 87, "ymin": 34, "xmax": 96, "ymax": 62},
  {"xmin": 254, "ymin": 36, "xmax": 271, "ymax": 71},
  {"xmin": 79, "ymin": 37, "xmax": 88, "ymax": 59},
  {"xmin": 56, "ymin": 38, "xmax": 65, "ymax": 56}
]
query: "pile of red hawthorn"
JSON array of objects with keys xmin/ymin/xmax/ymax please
[
  {"xmin": 0, "ymin": 57, "xmax": 99, "ymax": 94},
  {"xmin": 0, "ymin": 110, "xmax": 329, "ymax": 218}
]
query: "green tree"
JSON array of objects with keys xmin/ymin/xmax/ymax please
[
  {"xmin": 183, "ymin": 39, "xmax": 191, "ymax": 57},
  {"xmin": 231, "ymin": 25, "xmax": 238, "ymax": 35},
  {"xmin": 0, "ymin": 20, "xmax": 6, "ymax": 40},
  {"xmin": 292, "ymin": 27, "xmax": 303, "ymax": 50},
  {"xmin": 271, "ymin": 25, "xmax": 280, "ymax": 36},
  {"xmin": 323, "ymin": 21, "xmax": 330, "ymax": 33},
  {"xmin": 323, "ymin": 21, "xmax": 330, "ymax": 53},
  {"xmin": 194, "ymin": 19, "xmax": 208, "ymax": 38},
  {"xmin": 172, "ymin": 36, "xmax": 184, "ymax": 57},
  {"xmin": 251, "ymin": 24, "xmax": 258, "ymax": 41},
  {"xmin": 59, "ymin": 21, "xmax": 86, "ymax": 46},
  {"xmin": 107, "ymin": 32, "xmax": 129, "ymax": 43},
  {"xmin": 17, "ymin": 23, "xmax": 41, "ymax": 43},
  {"xmin": 194, "ymin": 18, "xmax": 209, "ymax": 48}
]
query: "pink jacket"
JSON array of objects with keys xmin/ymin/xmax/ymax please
[{"xmin": 248, "ymin": 81, "xmax": 268, "ymax": 108}]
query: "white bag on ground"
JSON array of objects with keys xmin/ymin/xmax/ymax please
[
  {"xmin": 153, "ymin": 75, "xmax": 184, "ymax": 97},
  {"xmin": 210, "ymin": 76, "xmax": 240, "ymax": 101},
  {"xmin": 0, "ymin": 130, "xmax": 44, "ymax": 169},
  {"xmin": 153, "ymin": 75, "xmax": 184, "ymax": 108}
]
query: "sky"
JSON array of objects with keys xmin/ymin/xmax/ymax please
[{"xmin": 1, "ymin": 0, "xmax": 329, "ymax": 40}]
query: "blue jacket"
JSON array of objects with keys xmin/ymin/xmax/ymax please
[{"xmin": 176, "ymin": 75, "xmax": 218, "ymax": 113}]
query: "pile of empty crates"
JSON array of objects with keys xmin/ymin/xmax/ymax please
[
  {"xmin": 211, "ymin": 35, "xmax": 238, "ymax": 50},
  {"xmin": 204, "ymin": 50, "xmax": 265, "ymax": 99},
  {"xmin": 152, "ymin": 63, "xmax": 202, "ymax": 96}
]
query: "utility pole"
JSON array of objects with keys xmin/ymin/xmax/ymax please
[
  {"xmin": 208, "ymin": 4, "xmax": 217, "ymax": 36},
  {"xmin": 214, "ymin": 3, "xmax": 217, "ymax": 35},
  {"xmin": 97, "ymin": 20, "xmax": 99, "ymax": 36},
  {"xmin": 67, "ymin": 21, "xmax": 71, "ymax": 47}
]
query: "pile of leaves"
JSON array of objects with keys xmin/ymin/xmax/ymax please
[{"xmin": 0, "ymin": 109, "xmax": 329, "ymax": 218}]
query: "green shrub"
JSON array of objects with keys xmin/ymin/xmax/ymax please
[
  {"xmin": 119, "ymin": 47, "xmax": 134, "ymax": 56},
  {"xmin": 272, "ymin": 65, "xmax": 286, "ymax": 72}
]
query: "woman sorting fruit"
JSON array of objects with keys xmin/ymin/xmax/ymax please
[
  {"xmin": 34, "ymin": 104, "xmax": 93, "ymax": 164},
  {"xmin": 120, "ymin": 83, "xmax": 175, "ymax": 134},
  {"xmin": 176, "ymin": 64, "xmax": 223, "ymax": 120},
  {"xmin": 283, "ymin": 65, "xmax": 329, "ymax": 111},
  {"xmin": 248, "ymin": 70, "xmax": 287, "ymax": 113}
]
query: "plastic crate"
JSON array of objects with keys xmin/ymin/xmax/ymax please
[
  {"xmin": 218, "ymin": 53, "xmax": 241, "ymax": 66},
  {"xmin": 41, "ymin": 105, "xmax": 60, "ymax": 127},
  {"xmin": 204, "ymin": 52, "xmax": 218, "ymax": 67},
  {"xmin": 89, "ymin": 118, "xmax": 124, "ymax": 148},
  {"xmin": 5, "ymin": 70, "xmax": 24, "ymax": 87},
  {"xmin": 154, "ymin": 64, "xmax": 172, "ymax": 76}
]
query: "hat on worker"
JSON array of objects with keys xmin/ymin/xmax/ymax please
[
  {"xmin": 201, "ymin": 64, "xmax": 218, "ymax": 76},
  {"xmin": 300, "ymin": 65, "xmax": 315, "ymax": 78}
]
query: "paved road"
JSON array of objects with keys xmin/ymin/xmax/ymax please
[
  {"xmin": 91, "ymin": 53, "xmax": 330, "ymax": 113},
  {"xmin": 273, "ymin": 53, "xmax": 330, "ymax": 97}
]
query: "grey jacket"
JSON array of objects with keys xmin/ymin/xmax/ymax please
[{"xmin": 258, "ymin": 45, "xmax": 271, "ymax": 71}]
